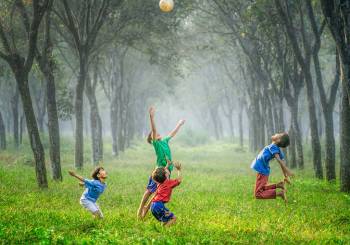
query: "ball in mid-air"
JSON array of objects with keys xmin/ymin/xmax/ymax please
[{"xmin": 159, "ymin": 0, "xmax": 174, "ymax": 13}]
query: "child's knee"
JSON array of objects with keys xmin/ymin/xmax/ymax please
[
  {"xmin": 94, "ymin": 210, "xmax": 103, "ymax": 219},
  {"xmin": 255, "ymin": 191, "xmax": 263, "ymax": 199}
]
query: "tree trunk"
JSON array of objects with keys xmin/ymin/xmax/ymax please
[
  {"xmin": 305, "ymin": 72, "xmax": 323, "ymax": 179},
  {"xmin": 324, "ymin": 111, "xmax": 336, "ymax": 181},
  {"xmin": 288, "ymin": 124, "xmax": 296, "ymax": 169},
  {"xmin": 85, "ymin": 73, "xmax": 103, "ymax": 166},
  {"xmin": 291, "ymin": 104, "xmax": 304, "ymax": 169},
  {"xmin": 74, "ymin": 54, "xmax": 87, "ymax": 169},
  {"xmin": 88, "ymin": 96, "xmax": 103, "ymax": 165},
  {"xmin": 46, "ymin": 71, "xmax": 62, "ymax": 181},
  {"xmin": 11, "ymin": 90, "xmax": 19, "ymax": 148},
  {"xmin": 36, "ymin": 80, "xmax": 47, "ymax": 133},
  {"xmin": 340, "ymin": 77, "xmax": 350, "ymax": 192},
  {"xmin": 227, "ymin": 114, "xmax": 234, "ymax": 141},
  {"xmin": 0, "ymin": 111, "xmax": 6, "ymax": 150},
  {"xmin": 15, "ymin": 71, "xmax": 48, "ymax": 188},
  {"xmin": 239, "ymin": 105, "xmax": 244, "ymax": 148},
  {"xmin": 19, "ymin": 113, "xmax": 25, "ymax": 145},
  {"xmin": 110, "ymin": 99, "xmax": 118, "ymax": 156}
]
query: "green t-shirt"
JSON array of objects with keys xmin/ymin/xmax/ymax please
[{"xmin": 152, "ymin": 136, "xmax": 173, "ymax": 171}]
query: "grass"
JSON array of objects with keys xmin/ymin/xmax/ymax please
[{"xmin": 0, "ymin": 139, "xmax": 350, "ymax": 244}]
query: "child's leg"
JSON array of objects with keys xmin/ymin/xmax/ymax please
[
  {"xmin": 138, "ymin": 176, "xmax": 157, "ymax": 218},
  {"xmin": 276, "ymin": 189, "xmax": 287, "ymax": 203},
  {"xmin": 164, "ymin": 216, "xmax": 176, "ymax": 227},
  {"xmin": 141, "ymin": 197, "xmax": 153, "ymax": 218},
  {"xmin": 93, "ymin": 203, "xmax": 103, "ymax": 219},
  {"xmin": 137, "ymin": 190, "xmax": 152, "ymax": 218},
  {"xmin": 254, "ymin": 173, "xmax": 277, "ymax": 199},
  {"xmin": 80, "ymin": 199, "xmax": 103, "ymax": 218}
]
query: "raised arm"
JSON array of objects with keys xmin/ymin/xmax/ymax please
[
  {"xmin": 174, "ymin": 162, "xmax": 183, "ymax": 182},
  {"xmin": 165, "ymin": 159, "xmax": 172, "ymax": 179},
  {"xmin": 168, "ymin": 119, "xmax": 185, "ymax": 138},
  {"xmin": 68, "ymin": 170, "xmax": 84, "ymax": 182},
  {"xmin": 274, "ymin": 154, "xmax": 294, "ymax": 178},
  {"xmin": 149, "ymin": 107, "xmax": 157, "ymax": 140}
]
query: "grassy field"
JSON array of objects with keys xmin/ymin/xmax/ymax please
[{"xmin": 0, "ymin": 139, "xmax": 350, "ymax": 244}]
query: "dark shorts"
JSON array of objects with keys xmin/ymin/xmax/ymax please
[
  {"xmin": 146, "ymin": 176, "xmax": 157, "ymax": 193},
  {"xmin": 151, "ymin": 201, "xmax": 174, "ymax": 223}
]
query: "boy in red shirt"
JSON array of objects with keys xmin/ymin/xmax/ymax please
[{"xmin": 144, "ymin": 162, "xmax": 182, "ymax": 227}]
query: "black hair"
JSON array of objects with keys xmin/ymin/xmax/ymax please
[
  {"xmin": 152, "ymin": 167, "xmax": 167, "ymax": 184},
  {"xmin": 92, "ymin": 167, "xmax": 104, "ymax": 180},
  {"xmin": 276, "ymin": 133, "xmax": 290, "ymax": 148}
]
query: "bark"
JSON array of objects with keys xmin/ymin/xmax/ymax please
[
  {"xmin": 288, "ymin": 125, "xmax": 296, "ymax": 168},
  {"xmin": 0, "ymin": 111, "xmax": 6, "ymax": 150},
  {"xmin": 340, "ymin": 74, "xmax": 350, "ymax": 192},
  {"xmin": 74, "ymin": 54, "xmax": 87, "ymax": 169},
  {"xmin": 11, "ymin": 89, "xmax": 19, "ymax": 148},
  {"xmin": 19, "ymin": 113, "xmax": 24, "ymax": 145},
  {"xmin": 221, "ymin": 92, "xmax": 235, "ymax": 141},
  {"xmin": 292, "ymin": 105, "xmax": 304, "ymax": 169},
  {"xmin": 46, "ymin": 71, "xmax": 62, "ymax": 180},
  {"xmin": 15, "ymin": 70, "xmax": 48, "ymax": 188},
  {"xmin": 238, "ymin": 101, "xmax": 244, "ymax": 148},
  {"xmin": 85, "ymin": 67, "xmax": 103, "ymax": 165},
  {"xmin": 35, "ymin": 80, "xmax": 47, "ymax": 133},
  {"xmin": 36, "ymin": 2, "xmax": 62, "ymax": 181}
]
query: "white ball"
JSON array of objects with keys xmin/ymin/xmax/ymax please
[{"xmin": 159, "ymin": 0, "xmax": 174, "ymax": 13}]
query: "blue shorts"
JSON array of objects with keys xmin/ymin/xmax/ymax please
[
  {"xmin": 146, "ymin": 176, "xmax": 157, "ymax": 193},
  {"xmin": 151, "ymin": 201, "xmax": 174, "ymax": 223}
]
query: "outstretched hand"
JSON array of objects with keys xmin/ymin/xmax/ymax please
[
  {"xmin": 149, "ymin": 107, "xmax": 155, "ymax": 117},
  {"xmin": 174, "ymin": 161, "xmax": 182, "ymax": 170},
  {"xmin": 68, "ymin": 170, "xmax": 75, "ymax": 177},
  {"xmin": 178, "ymin": 119, "xmax": 185, "ymax": 126}
]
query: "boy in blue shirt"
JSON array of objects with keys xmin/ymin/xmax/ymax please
[
  {"xmin": 69, "ymin": 167, "xmax": 107, "ymax": 219},
  {"xmin": 251, "ymin": 132, "xmax": 293, "ymax": 202}
]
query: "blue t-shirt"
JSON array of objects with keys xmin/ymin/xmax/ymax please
[
  {"xmin": 251, "ymin": 143, "xmax": 285, "ymax": 176},
  {"xmin": 81, "ymin": 179, "xmax": 106, "ymax": 203}
]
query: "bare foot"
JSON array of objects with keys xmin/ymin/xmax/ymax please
[
  {"xmin": 276, "ymin": 181, "xmax": 285, "ymax": 190},
  {"xmin": 164, "ymin": 217, "xmax": 177, "ymax": 227},
  {"xmin": 141, "ymin": 206, "xmax": 150, "ymax": 219},
  {"xmin": 281, "ymin": 190, "xmax": 287, "ymax": 204},
  {"xmin": 284, "ymin": 177, "xmax": 291, "ymax": 185},
  {"xmin": 137, "ymin": 207, "xmax": 144, "ymax": 219}
]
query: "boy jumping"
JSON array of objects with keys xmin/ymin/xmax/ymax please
[{"xmin": 251, "ymin": 132, "xmax": 293, "ymax": 202}]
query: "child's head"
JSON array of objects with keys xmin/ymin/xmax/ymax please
[
  {"xmin": 92, "ymin": 167, "xmax": 107, "ymax": 181},
  {"xmin": 147, "ymin": 131, "xmax": 162, "ymax": 144},
  {"xmin": 152, "ymin": 167, "xmax": 167, "ymax": 184},
  {"xmin": 271, "ymin": 132, "xmax": 290, "ymax": 148}
]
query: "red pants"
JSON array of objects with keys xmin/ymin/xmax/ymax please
[{"xmin": 254, "ymin": 173, "xmax": 276, "ymax": 199}]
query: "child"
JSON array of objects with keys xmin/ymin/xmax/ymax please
[
  {"xmin": 68, "ymin": 167, "xmax": 107, "ymax": 219},
  {"xmin": 251, "ymin": 132, "xmax": 293, "ymax": 202},
  {"xmin": 145, "ymin": 161, "xmax": 182, "ymax": 227},
  {"xmin": 137, "ymin": 106, "xmax": 185, "ymax": 218}
]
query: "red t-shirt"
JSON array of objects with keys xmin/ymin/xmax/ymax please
[{"xmin": 152, "ymin": 179, "xmax": 181, "ymax": 203}]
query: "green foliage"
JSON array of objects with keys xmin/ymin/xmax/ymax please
[{"xmin": 0, "ymin": 141, "xmax": 350, "ymax": 244}]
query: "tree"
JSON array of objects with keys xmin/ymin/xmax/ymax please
[
  {"xmin": 54, "ymin": 0, "xmax": 114, "ymax": 169},
  {"xmin": 36, "ymin": 0, "xmax": 62, "ymax": 181},
  {"xmin": 275, "ymin": 0, "xmax": 323, "ymax": 179},
  {"xmin": 320, "ymin": 0, "xmax": 350, "ymax": 190},
  {"xmin": 0, "ymin": 0, "xmax": 50, "ymax": 188},
  {"xmin": 0, "ymin": 111, "xmax": 6, "ymax": 150}
]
